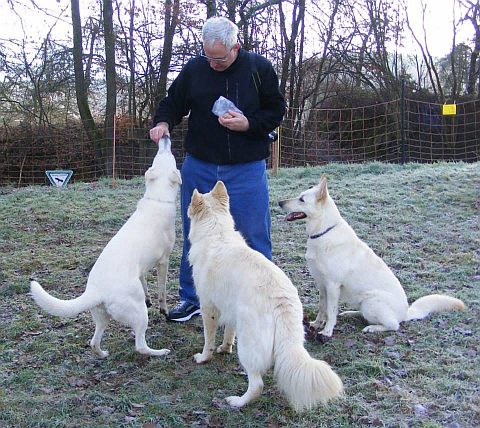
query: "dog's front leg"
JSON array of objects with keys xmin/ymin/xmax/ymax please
[
  {"xmin": 156, "ymin": 260, "xmax": 169, "ymax": 315},
  {"xmin": 194, "ymin": 305, "xmax": 219, "ymax": 364},
  {"xmin": 319, "ymin": 282, "xmax": 341, "ymax": 337},
  {"xmin": 311, "ymin": 284, "xmax": 328, "ymax": 329},
  {"xmin": 217, "ymin": 324, "xmax": 235, "ymax": 354}
]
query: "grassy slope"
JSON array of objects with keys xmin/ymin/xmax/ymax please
[{"xmin": 0, "ymin": 162, "xmax": 478, "ymax": 427}]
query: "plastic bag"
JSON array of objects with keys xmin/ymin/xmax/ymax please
[{"xmin": 212, "ymin": 96, "xmax": 243, "ymax": 117}]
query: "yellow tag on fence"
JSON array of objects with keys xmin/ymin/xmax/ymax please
[{"xmin": 442, "ymin": 104, "xmax": 456, "ymax": 115}]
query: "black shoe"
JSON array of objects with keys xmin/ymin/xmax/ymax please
[{"xmin": 167, "ymin": 301, "xmax": 201, "ymax": 322}]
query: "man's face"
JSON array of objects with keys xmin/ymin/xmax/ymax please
[{"xmin": 203, "ymin": 41, "xmax": 239, "ymax": 72}]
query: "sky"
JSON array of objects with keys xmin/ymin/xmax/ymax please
[
  {"xmin": 0, "ymin": 0, "xmax": 474, "ymax": 59},
  {"xmin": 405, "ymin": 0, "xmax": 472, "ymax": 57}
]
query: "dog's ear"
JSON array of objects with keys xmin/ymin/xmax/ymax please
[
  {"xmin": 145, "ymin": 167, "xmax": 158, "ymax": 181},
  {"xmin": 170, "ymin": 169, "xmax": 182, "ymax": 185},
  {"xmin": 211, "ymin": 181, "xmax": 229, "ymax": 206},
  {"xmin": 189, "ymin": 189, "xmax": 205, "ymax": 216},
  {"xmin": 316, "ymin": 175, "xmax": 328, "ymax": 201}
]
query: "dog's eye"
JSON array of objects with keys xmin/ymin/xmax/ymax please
[{"xmin": 299, "ymin": 196, "xmax": 304, "ymax": 203}]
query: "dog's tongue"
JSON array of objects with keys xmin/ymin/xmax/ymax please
[{"xmin": 285, "ymin": 212, "xmax": 307, "ymax": 221}]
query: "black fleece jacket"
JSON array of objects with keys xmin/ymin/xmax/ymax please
[{"xmin": 153, "ymin": 49, "xmax": 285, "ymax": 165}]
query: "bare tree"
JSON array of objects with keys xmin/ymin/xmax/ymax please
[
  {"xmin": 406, "ymin": 0, "xmax": 445, "ymax": 101},
  {"xmin": 199, "ymin": 0, "xmax": 217, "ymax": 17},
  {"xmin": 458, "ymin": 0, "xmax": 480, "ymax": 96},
  {"xmin": 115, "ymin": 0, "xmax": 137, "ymax": 119},
  {"xmin": 103, "ymin": 0, "xmax": 116, "ymax": 176},
  {"xmin": 71, "ymin": 0, "xmax": 102, "ymax": 155},
  {"xmin": 156, "ymin": 0, "xmax": 181, "ymax": 102}
]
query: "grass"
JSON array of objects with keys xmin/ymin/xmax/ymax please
[{"xmin": 1, "ymin": 161, "xmax": 479, "ymax": 427}]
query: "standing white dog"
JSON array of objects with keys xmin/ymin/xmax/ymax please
[
  {"xmin": 188, "ymin": 181, "xmax": 343, "ymax": 411},
  {"xmin": 30, "ymin": 137, "xmax": 181, "ymax": 358},
  {"xmin": 279, "ymin": 175, "xmax": 465, "ymax": 338}
]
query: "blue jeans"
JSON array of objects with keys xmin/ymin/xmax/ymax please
[{"xmin": 179, "ymin": 154, "xmax": 272, "ymax": 307}]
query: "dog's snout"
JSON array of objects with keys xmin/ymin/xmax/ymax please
[{"xmin": 278, "ymin": 200, "xmax": 286, "ymax": 208}]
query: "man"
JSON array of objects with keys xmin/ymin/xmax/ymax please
[{"xmin": 149, "ymin": 16, "xmax": 285, "ymax": 322}]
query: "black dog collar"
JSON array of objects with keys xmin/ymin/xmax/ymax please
[{"xmin": 309, "ymin": 224, "xmax": 336, "ymax": 240}]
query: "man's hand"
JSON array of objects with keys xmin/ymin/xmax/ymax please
[
  {"xmin": 218, "ymin": 110, "xmax": 249, "ymax": 132},
  {"xmin": 149, "ymin": 122, "xmax": 170, "ymax": 144}
]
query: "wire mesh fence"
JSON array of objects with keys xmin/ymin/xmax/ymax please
[
  {"xmin": 280, "ymin": 98, "xmax": 479, "ymax": 166},
  {"xmin": 1, "ymin": 98, "xmax": 478, "ymax": 186}
]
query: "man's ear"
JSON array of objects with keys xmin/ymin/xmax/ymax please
[
  {"xmin": 316, "ymin": 174, "xmax": 328, "ymax": 201},
  {"xmin": 211, "ymin": 181, "xmax": 229, "ymax": 206}
]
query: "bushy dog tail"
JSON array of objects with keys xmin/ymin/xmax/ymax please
[
  {"xmin": 406, "ymin": 294, "xmax": 465, "ymax": 321},
  {"xmin": 30, "ymin": 280, "xmax": 100, "ymax": 317},
  {"xmin": 272, "ymin": 300, "xmax": 343, "ymax": 412}
]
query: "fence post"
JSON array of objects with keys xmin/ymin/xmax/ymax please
[{"xmin": 400, "ymin": 79, "xmax": 406, "ymax": 164}]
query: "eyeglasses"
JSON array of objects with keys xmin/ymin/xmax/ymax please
[{"xmin": 201, "ymin": 48, "xmax": 233, "ymax": 63}]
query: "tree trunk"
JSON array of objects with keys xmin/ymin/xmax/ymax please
[
  {"xmin": 157, "ymin": 0, "xmax": 180, "ymax": 102},
  {"xmin": 70, "ymin": 0, "xmax": 103, "ymax": 175},
  {"xmin": 103, "ymin": 0, "xmax": 116, "ymax": 177},
  {"xmin": 203, "ymin": 0, "xmax": 217, "ymax": 17},
  {"xmin": 466, "ymin": 23, "xmax": 480, "ymax": 95}
]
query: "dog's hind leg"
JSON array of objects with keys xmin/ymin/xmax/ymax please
[
  {"xmin": 156, "ymin": 260, "xmax": 169, "ymax": 315},
  {"xmin": 339, "ymin": 310, "xmax": 362, "ymax": 317},
  {"xmin": 90, "ymin": 306, "xmax": 110, "ymax": 358},
  {"xmin": 194, "ymin": 305, "xmax": 219, "ymax": 363},
  {"xmin": 140, "ymin": 276, "xmax": 151, "ymax": 308},
  {"xmin": 112, "ymin": 298, "xmax": 170, "ymax": 356},
  {"xmin": 132, "ymin": 306, "xmax": 170, "ymax": 356},
  {"xmin": 360, "ymin": 300, "xmax": 400, "ymax": 333},
  {"xmin": 225, "ymin": 371, "xmax": 263, "ymax": 408},
  {"xmin": 217, "ymin": 324, "xmax": 235, "ymax": 354},
  {"xmin": 225, "ymin": 327, "xmax": 270, "ymax": 407}
]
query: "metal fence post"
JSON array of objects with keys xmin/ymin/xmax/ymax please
[{"xmin": 400, "ymin": 79, "xmax": 406, "ymax": 164}]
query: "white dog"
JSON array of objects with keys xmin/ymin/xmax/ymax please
[
  {"xmin": 30, "ymin": 137, "xmax": 181, "ymax": 358},
  {"xmin": 187, "ymin": 181, "xmax": 343, "ymax": 411},
  {"xmin": 279, "ymin": 175, "xmax": 465, "ymax": 338}
]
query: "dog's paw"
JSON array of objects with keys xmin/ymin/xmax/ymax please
[
  {"xmin": 310, "ymin": 320, "xmax": 325, "ymax": 329},
  {"xmin": 216, "ymin": 343, "xmax": 233, "ymax": 354},
  {"xmin": 318, "ymin": 327, "xmax": 333, "ymax": 337},
  {"xmin": 225, "ymin": 395, "xmax": 246, "ymax": 408},
  {"xmin": 362, "ymin": 324, "xmax": 390, "ymax": 333},
  {"xmin": 193, "ymin": 353, "xmax": 212, "ymax": 364},
  {"xmin": 151, "ymin": 348, "xmax": 170, "ymax": 356},
  {"xmin": 95, "ymin": 349, "xmax": 109, "ymax": 359}
]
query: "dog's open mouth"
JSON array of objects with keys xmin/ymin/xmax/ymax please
[{"xmin": 285, "ymin": 212, "xmax": 307, "ymax": 221}]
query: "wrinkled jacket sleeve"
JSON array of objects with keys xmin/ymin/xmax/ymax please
[
  {"xmin": 244, "ymin": 60, "xmax": 285, "ymax": 140},
  {"xmin": 152, "ymin": 62, "xmax": 191, "ymax": 131}
]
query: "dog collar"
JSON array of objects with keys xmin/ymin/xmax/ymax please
[
  {"xmin": 309, "ymin": 224, "xmax": 336, "ymax": 240},
  {"xmin": 143, "ymin": 197, "xmax": 176, "ymax": 204}
]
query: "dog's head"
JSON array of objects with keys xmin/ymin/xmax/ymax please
[
  {"xmin": 144, "ymin": 139, "xmax": 181, "ymax": 199},
  {"xmin": 278, "ymin": 175, "xmax": 329, "ymax": 222},
  {"xmin": 188, "ymin": 181, "xmax": 234, "ymax": 239}
]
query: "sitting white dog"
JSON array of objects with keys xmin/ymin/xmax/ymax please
[
  {"xmin": 188, "ymin": 181, "xmax": 343, "ymax": 411},
  {"xmin": 30, "ymin": 137, "xmax": 181, "ymax": 358},
  {"xmin": 279, "ymin": 175, "xmax": 465, "ymax": 338}
]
